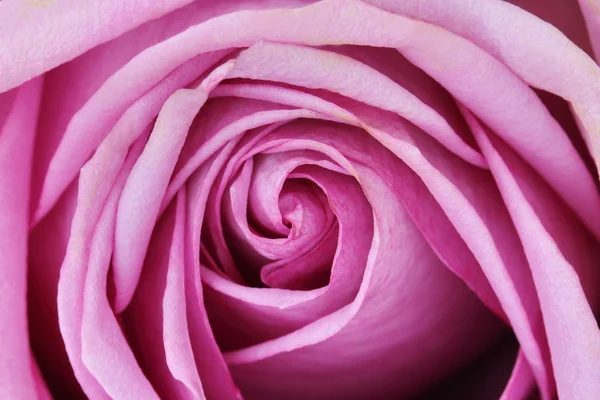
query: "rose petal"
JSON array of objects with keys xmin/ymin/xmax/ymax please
[
  {"xmin": 185, "ymin": 154, "xmax": 247, "ymax": 400},
  {"xmin": 112, "ymin": 61, "xmax": 234, "ymax": 312},
  {"xmin": 366, "ymin": 0, "xmax": 600, "ymax": 210},
  {"xmin": 124, "ymin": 191, "xmax": 203, "ymax": 399},
  {"xmin": 206, "ymin": 157, "xmax": 371, "ymax": 350},
  {"xmin": 0, "ymin": 0, "xmax": 197, "ymax": 91},
  {"xmin": 0, "ymin": 78, "xmax": 43, "ymax": 399},
  {"xmin": 471, "ymin": 113, "xmax": 600, "ymax": 399},
  {"xmin": 230, "ymin": 42, "xmax": 485, "ymax": 168},
  {"xmin": 225, "ymin": 142, "xmax": 503, "ymax": 399},
  {"xmin": 34, "ymin": 50, "xmax": 230, "ymax": 226},
  {"xmin": 57, "ymin": 133, "xmax": 148, "ymax": 399},
  {"xmin": 69, "ymin": 0, "xmax": 598, "ymax": 240},
  {"xmin": 80, "ymin": 147, "xmax": 158, "ymax": 400},
  {"xmin": 507, "ymin": 0, "xmax": 593, "ymax": 58},
  {"xmin": 257, "ymin": 117, "xmax": 554, "ymax": 397},
  {"xmin": 578, "ymin": 0, "xmax": 600, "ymax": 60}
]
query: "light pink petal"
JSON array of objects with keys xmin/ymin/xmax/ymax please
[
  {"xmin": 507, "ymin": 0, "xmax": 594, "ymax": 57},
  {"xmin": 123, "ymin": 192, "xmax": 203, "ymax": 400},
  {"xmin": 80, "ymin": 153, "xmax": 158, "ymax": 400},
  {"xmin": 366, "ymin": 0, "xmax": 600, "ymax": 200},
  {"xmin": 579, "ymin": 0, "xmax": 600, "ymax": 60},
  {"xmin": 112, "ymin": 61, "xmax": 234, "ymax": 312},
  {"xmin": 0, "ymin": 0, "xmax": 197, "ymax": 91},
  {"xmin": 472, "ymin": 114, "xmax": 600, "ymax": 399},
  {"xmin": 0, "ymin": 78, "xmax": 43, "ymax": 399},
  {"xmin": 162, "ymin": 190, "xmax": 205, "ymax": 398},
  {"xmin": 75, "ymin": 0, "xmax": 598, "ymax": 237},
  {"xmin": 230, "ymin": 41, "xmax": 484, "ymax": 168},
  {"xmin": 57, "ymin": 131, "xmax": 148, "ymax": 399},
  {"xmin": 34, "ymin": 50, "xmax": 230, "ymax": 226}
]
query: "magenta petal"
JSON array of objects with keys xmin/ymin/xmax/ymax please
[
  {"xmin": 225, "ymin": 156, "xmax": 503, "ymax": 399},
  {"xmin": 0, "ymin": 78, "xmax": 43, "ymax": 399},
  {"xmin": 501, "ymin": 351, "xmax": 536, "ymax": 400},
  {"xmin": 200, "ymin": 139, "xmax": 370, "ymax": 349},
  {"xmin": 185, "ymin": 156, "xmax": 245, "ymax": 400}
]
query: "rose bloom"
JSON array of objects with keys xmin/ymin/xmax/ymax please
[{"xmin": 2, "ymin": 0, "xmax": 600, "ymax": 399}]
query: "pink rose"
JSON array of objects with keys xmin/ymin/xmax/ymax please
[{"xmin": 2, "ymin": 0, "xmax": 600, "ymax": 399}]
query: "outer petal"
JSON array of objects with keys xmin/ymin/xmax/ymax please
[
  {"xmin": 0, "ymin": 0, "xmax": 195, "ymax": 91},
  {"xmin": 79, "ymin": 149, "xmax": 159, "ymax": 400},
  {"xmin": 0, "ymin": 78, "xmax": 44, "ymax": 398},
  {"xmin": 506, "ymin": 0, "xmax": 593, "ymax": 58},
  {"xmin": 471, "ymin": 114, "xmax": 600, "ymax": 399},
  {"xmin": 365, "ymin": 0, "xmax": 600, "ymax": 194}
]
